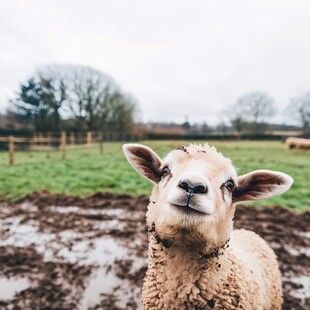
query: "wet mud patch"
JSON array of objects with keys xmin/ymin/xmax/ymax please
[
  {"xmin": 0, "ymin": 245, "xmax": 92, "ymax": 309},
  {"xmin": 234, "ymin": 206, "xmax": 310, "ymax": 309},
  {"xmin": 0, "ymin": 191, "xmax": 309, "ymax": 309}
]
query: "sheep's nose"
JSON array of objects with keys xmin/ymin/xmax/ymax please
[{"xmin": 179, "ymin": 178, "xmax": 208, "ymax": 194}]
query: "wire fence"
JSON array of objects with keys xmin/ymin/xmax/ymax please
[{"xmin": 0, "ymin": 131, "xmax": 135, "ymax": 166}]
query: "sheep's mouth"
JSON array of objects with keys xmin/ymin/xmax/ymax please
[
  {"xmin": 167, "ymin": 193, "xmax": 214, "ymax": 214},
  {"xmin": 170, "ymin": 203, "xmax": 207, "ymax": 215}
]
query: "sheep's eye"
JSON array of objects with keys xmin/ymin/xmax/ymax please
[
  {"xmin": 161, "ymin": 166, "xmax": 170, "ymax": 177},
  {"xmin": 224, "ymin": 179, "xmax": 235, "ymax": 192}
]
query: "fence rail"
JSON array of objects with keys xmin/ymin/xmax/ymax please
[{"xmin": 0, "ymin": 131, "xmax": 106, "ymax": 165}]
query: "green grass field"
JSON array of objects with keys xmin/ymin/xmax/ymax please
[{"xmin": 0, "ymin": 140, "xmax": 309, "ymax": 210}]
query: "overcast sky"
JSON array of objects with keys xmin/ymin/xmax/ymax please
[{"xmin": 1, "ymin": 0, "xmax": 310, "ymax": 125}]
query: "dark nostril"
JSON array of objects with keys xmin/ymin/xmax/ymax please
[
  {"xmin": 179, "ymin": 179, "xmax": 191, "ymax": 192},
  {"xmin": 193, "ymin": 184, "xmax": 208, "ymax": 194},
  {"xmin": 179, "ymin": 179, "xmax": 207, "ymax": 194}
]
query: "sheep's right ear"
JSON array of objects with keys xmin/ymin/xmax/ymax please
[
  {"xmin": 123, "ymin": 144, "xmax": 163, "ymax": 184},
  {"xmin": 232, "ymin": 170, "xmax": 294, "ymax": 202}
]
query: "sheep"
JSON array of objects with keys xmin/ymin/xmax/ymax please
[
  {"xmin": 123, "ymin": 143, "xmax": 294, "ymax": 310},
  {"xmin": 285, "ymin": 137, "xmax": 310, "ymax": 150}
]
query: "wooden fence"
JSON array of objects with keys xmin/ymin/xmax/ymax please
[{"xmin": 0, "ymin": 131, "xmax": 105, "ymax": 166}]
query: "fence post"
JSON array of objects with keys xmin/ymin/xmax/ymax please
[
  {"xmin": 47, "ymin": 132, "xmax": 52, "ymax": 145},
  {"xmin": 99, "ymin": 132, "xmax": 104, "ymax": 155},
  {"xmin": 87, "ymin": 131, "xmax": 92, "ymax": 156},
  {"xmin": 39, "ymin": 132, "xmax": 43, "ymax": 146},
  {"xmin": 8, "ymin": 136, "xmax": 14, "ymax": 165},
  {"xmin": 70, "ymin": 132, "xmax": 75, "ymax": 145},
  {"xmin": 60, "ymin": 131, "xmax": 66, "ymax": 160}
]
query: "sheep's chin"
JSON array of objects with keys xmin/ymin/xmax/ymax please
[{"xmin": 155, "ymin": 226, "xmax": 210, "ymax": 248}]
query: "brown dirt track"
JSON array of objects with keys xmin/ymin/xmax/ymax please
[{"xmin": 0, "ymin": 191, "xmax": 309, "ymax": 309}]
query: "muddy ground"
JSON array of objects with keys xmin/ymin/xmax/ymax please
[{"xmin": 0, "ymin": 191, "xmax": 309, "ymax": 309}]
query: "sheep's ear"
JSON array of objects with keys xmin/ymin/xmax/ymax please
[
  {"xmin": 123, "ymin": 144, "xmax": 163, "ymax": 184},
  {"xmin": 233, "ymin": 170, "xmax": 293, "ymax": 202}
]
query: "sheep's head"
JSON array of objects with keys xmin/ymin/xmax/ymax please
[{"xmin": 123, "ymin": 143, "xmax": 293, "ymax": 249}]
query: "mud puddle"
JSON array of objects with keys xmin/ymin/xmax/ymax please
[{"xmin": 0, "ymin": 191, "xmax": 309, "ymax": 309}]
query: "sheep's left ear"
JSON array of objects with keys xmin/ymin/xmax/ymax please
[
  {"xmin": 123, "ymin": 143, "xmax": 163, "ymax": 184},
  {"xmin": 233, "ymin": 170, "xmax": 294, "ymax": 202}
]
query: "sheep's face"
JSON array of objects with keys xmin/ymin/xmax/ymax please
[{"xmin": 123, "ymin": 143, "xmax": 293, "ymax": 248}]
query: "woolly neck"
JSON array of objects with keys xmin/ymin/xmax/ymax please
[
  {"xmin": 148, "ymin": 230, "xmax": 231, "ymax": 270},
  {"xmin": 149, "ymin": 227, "xmax": 230, "ymax": 260},
  {"xmin": 144, "ymin": 232, "xmax": 232, "ymax": 308}
]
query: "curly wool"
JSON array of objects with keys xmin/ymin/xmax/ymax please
[{"xmin": 142, "ymin": 228, "xmax": 282, "ymax": 310}]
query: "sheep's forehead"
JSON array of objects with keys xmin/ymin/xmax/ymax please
[{"xmin": 164, "ymin": 143, "xmax": 234, "ymax": 173}]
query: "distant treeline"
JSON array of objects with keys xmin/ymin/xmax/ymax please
[
  {"xmin": 1, "ymin": 64, "xmax": 310, "ymax": 137},
  {"xmin": 4, "ymin": 64, "xmax": 137, "ymax": 135},
  {"xmin": 146, "ymin": 133, "xmax": 310, "ymax": 141}
]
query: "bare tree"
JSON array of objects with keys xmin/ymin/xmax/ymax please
[
  {"xmin": 287, "ymin": 93, "xmax": 310, "ymax": 133},
  {"xmin": 225, "ymin": 92, "xmax": 276, "ymax": 134},
  {"xmin": 56, "ymin": 65, "xmax": 118, "ymax": 131},
  {"xmin": 58, "ymin": 65, "xmax": 137, "ymax": 133}
]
